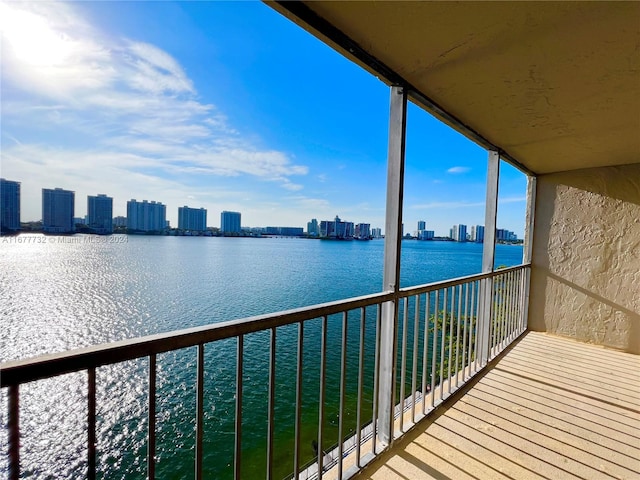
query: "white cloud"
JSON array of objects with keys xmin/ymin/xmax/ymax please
[
  {"xmin": 413, "ymin": 201, "xmax": 484, "ymax": 209},
  {"xmin": 281, "ymin": 182, "xmax": 304, "ymax": 191},
  {"xmin": 412, "ymin": 196, "xmax": 526, "ymax": 210},
  {"xmin": 447, "ymin": 166, "xmax": 470, "ymax": 174},
  {"xmin": 0, "ymin": 0, "xmax": 308, "ymax": 205},
  {"xmin": 499, "ymin": 196, "xmax": 526, "ymax": 204},
  {"xmin": 125, "ymin": 41, "xmax": 194, "ymax": 94},
  {"xmin": 287, "ymin": 195, "xmax": 323, "ymax": 204}
]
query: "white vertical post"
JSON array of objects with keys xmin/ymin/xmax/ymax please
[
  {"xmin": 522, "ymin": 175, "xmax": 536, "ymax": 265},
  {"xmin": 378, "ymin": 85, "xmax": 407, "ymax": 446},
  {"xmin": 479, "ymin": 151, "xmax": 500, "ymax": 365},
  {"xmin": 521, "ymin": 175, "xmax": 536, "ymax": 330}
]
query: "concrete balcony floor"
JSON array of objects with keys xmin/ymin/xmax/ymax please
[{"xmin": 356, "ymin": 331, "xmax": 640, "ymax": 480}]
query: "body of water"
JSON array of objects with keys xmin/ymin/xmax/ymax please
[{"xmin": 0, "ymin": 235, "xmax": 523, "ymax": 479}]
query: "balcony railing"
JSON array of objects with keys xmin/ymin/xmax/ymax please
[{"xmin": 1, "ymin": 264, "xmax": 529, "ymax": 480}]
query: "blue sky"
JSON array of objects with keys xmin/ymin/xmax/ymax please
[{"xmin": 0, "ymin": 1, "xmax": 527, "ymax": 236}]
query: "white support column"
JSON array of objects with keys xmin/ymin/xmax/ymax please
[
  {"xmin": 479, "ymin": 151, "xmax": 500, "ymax": 365},
  {"xmin": 378, "ymin": 85, "xmax": 407, "ymax": 446},
  {"xmin": 521, "ymin": 175, "xmax": 537, "ymax": 330},
  {"xmin": 522, "ymin": 175, "xmax": 536, "ymax": 265}
]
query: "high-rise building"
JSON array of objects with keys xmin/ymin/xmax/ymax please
[
  {"xmin": 178, "ymin": 206, "xmax": 207, "ymax": 231},
  {"xmin": 87, "ymin": 194, "xmax": 113, "ymax": 234},
  {"xmin": 113, "ymin": 216, "xmax": 127, "ymax": 227},
  {"xmin": 451, "ymin": 224, "xmax": 467, "ymax": 242},
  {"xmin": 417, "ymin": 220, "xmax": 431, "ymax": 240},
  {"xmin": 371, "ymin": 228, "xmax": 382, "ymax": 239},
  {"xmin": 418, "ymin": 230, "xmax": 435, "ymax": 240},
  {"xmin": 307, "ymin": 218, "xmax": 319, "ymax": 236},
  {"xmin": 127, "ymin": 199, "xmax": 166, "ymax": 232},
  {"xmin": 459, "ymin": 224, "xmax": 467, "ymax": 242},
  {"xmin": 472, "ymin": 225, "xmax": 485, "ymax": 243},
  {"xmin": 0, "ymin": 178, "xmax": 21, "ymax": 232},
  {"xmin": 320, "ymin": 215, "xmax": 354, "ymax": 239},
  {"xmin": 496, "ymin": 228, "xmax": 517, "ymax": 242},
  {"xmin": 42, "ymin": 188, "xmax": 75, "ymax": 233},
  {"xmin": 220, "ymin": 211, "xmax": 241, "ymax": 234},
  {"xmin": 355, "ymin": 223, "xmax": 371, "ymax": 239}
]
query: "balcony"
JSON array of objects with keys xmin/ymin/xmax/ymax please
[{"xmin": 2, "ymin": 1, "xmax": 639, "ymax": 479}]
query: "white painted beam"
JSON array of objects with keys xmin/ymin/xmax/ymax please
[{"xmin": 378, "ymin": 85, "xmax": 407, "ymax": 446}]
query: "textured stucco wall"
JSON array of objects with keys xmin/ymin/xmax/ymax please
[{"xmin": 529, "ymin": 164, "xmax": 640, "ymax": 353}]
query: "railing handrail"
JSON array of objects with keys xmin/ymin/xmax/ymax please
[
  {"xmin": 398, "ymin": 263, "xmax": 529, "ymax": 298},
  {"xmin": 0, "ymin": 290, "xmax": 393, "ymax": 387},
  {"xmin": 0, "ymin": 264, "xmax": 529, "ymax": 388}
]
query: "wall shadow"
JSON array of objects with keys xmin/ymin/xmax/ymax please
[{"xmin": 529, "ymin": 163, "xmax": 640, "ymax": 354}]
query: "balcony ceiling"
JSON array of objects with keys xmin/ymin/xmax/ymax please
[{"xmin": 269, "ymin": 1, "xmax": 640, "ymax": 175}]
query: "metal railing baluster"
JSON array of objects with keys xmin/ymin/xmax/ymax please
[
  {"xmin": 293, "ymin": 323, "xmax": 303, "ymax": 479},
  {"xmin": 234, "ymin": 337, "xmax": 243, "ymax": 480},
  {"xmin": 519, "ymin": 268, "xmax": 526, "ymax": 333},
  {"xmin": 461, "ymin": 283, "xmax": 469, "ymax": 382},
  {"xmin": 421, "ymin": 292, "xmax": 430, "ymax": 415},
  {"xmin": 430, "ymin": 290, "xmax": 438, "ymax": 409},
  {"xmin": 267, "ymin": 329, "xmax": 276, "ymax": 480},
  {"xmin": 88, "ymin": 367, "xmax": 96, "ymax": 480},
  {"xmin": 447, "ymin": 287, "xmax": 455, "ymax": 395},
  {"xmin": 523, "ymin": 267, "xmax": 528, "ymax": 332},
  {"xmin": 497, "ymin": 273, "xmax": 506, "ymax": 351},
  {"xmin": 317, "ymin": 316, "xmax": 327, "ymax": 478},
  {"xmin": 509, "ymin": 271, "xmax": 516, "ymax": 342},
  {"xmin": 491, "ymin": 278, "xmax": 497, "ymax": 356},
  {"xmin": 489, "ymin": 277, "xmax": 497, "ymax": 360},
  {"xmin": 507, "ymin": 272, "xmax": 513, "ymax": 344},
  {"xmin": 148, "ymin": 354, "xmax": 156, "ymax": 480},
  {"xmin": 195, "ymin": 344, "xmax": 204, "ymax": 480},
  {"xmin": 411, "ymin": 294, "xmax": 420, "ymax": 423},
  {"xmin": 473, "ymin": 280, "xmax": 482, "ymax": 373},
  {"xmin": 455, "ymin": 284, "xmax": 462, "ymax": 389},
  {"xmin": 468, "ymin": 281, "xmax": 476, "ymax": 375},
  {"xmin": 8, "ymin": 384, "xmax": 19, "ymax": 480},
  {"xmin": 516, "ymin": 270, "xmax": 522, "ymax": 335},
  {"xmin": 514, "ymin": 270, "xmax": 520, "ymax": 337},
  {"xmin": 439, "ymin": 288, "xmax": 448, "ymax": 402},
  {"xmin": 371, "ymin": 305, "xmax": 381, "ymax": 456},
  {"xmin": 355, "ymin": 308, "xmax": 365, "ymax": 467},
  {"xmin": 399, "ymin": 297, "xmax": 408, "ymax": 433},
  {"xmin": 505, "ymin": 271, "xmax": 512, "ymax": 345},
  {"xmin": 502, "ymin": 273, "xmax": 509, "ymax": 345},
  {"xmin": 337, "ymin": 312, "xmax": 348, "ymax": 479}
]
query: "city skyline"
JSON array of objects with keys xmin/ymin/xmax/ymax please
[
  {"xmin": 0, "ymin": 2, "xmax": 527, "ymax": 238},
  {"xmin": 2, "ymin": 178, "xmax": 523, "ymax": 238}
]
